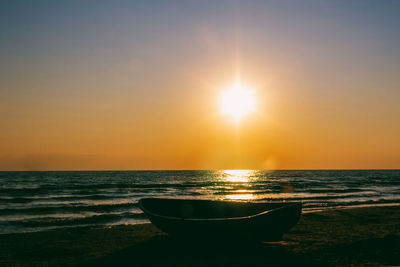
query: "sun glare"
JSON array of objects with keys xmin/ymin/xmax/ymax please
[{"xmin": 220, "ymin": 82, "xmax": 255, "ymax": 124}]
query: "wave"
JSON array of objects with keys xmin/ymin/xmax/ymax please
[
  {"xmin": 0, "ymin": 212, "xmax": 147, "ymax": 228},
  {"xmin": 0, "ymin": 181, "xmax": 214, "ymax": 193},
  {"xmin": 0, "ymin": 202, "xmax": 139, "ymax": 216}
]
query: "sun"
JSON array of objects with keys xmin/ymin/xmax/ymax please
[{"xmin": 220, "ymin": 82, "xmax": 255, "ymax": 123}]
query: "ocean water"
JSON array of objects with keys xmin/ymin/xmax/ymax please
[{"xmin": 0, "ymin": 170, "xmax": 399, "ymax": 234}]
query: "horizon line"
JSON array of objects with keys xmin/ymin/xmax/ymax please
[{"xmin": 0, "ymin": 168, "xmax": 399, "ymax": 172}]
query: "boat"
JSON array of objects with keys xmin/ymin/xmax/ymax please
[{"xmin": 139, "ymin": 198, "xmax": 302, "ymax": 241}]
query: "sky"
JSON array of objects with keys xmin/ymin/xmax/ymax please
[{"xmin": 0, "ymin": 0, "xmax": 399, "ymax": 170}]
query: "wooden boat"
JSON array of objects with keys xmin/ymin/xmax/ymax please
[{"xmin": 139, "ymin": 198, "xmax": 302, "ymax": 241}]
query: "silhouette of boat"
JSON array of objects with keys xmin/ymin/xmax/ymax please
[{"xmin": 139, "ymin": 198, "xmax": 302, "ymax": 241}]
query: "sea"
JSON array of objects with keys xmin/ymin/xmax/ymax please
[{"xmin": 1, "ymin": 170, "xmax": 399, "ymax": 234}]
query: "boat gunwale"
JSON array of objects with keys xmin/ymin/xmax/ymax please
[{"xmin": 139, "ymin": 198, "xmax": 302, "ymax": 222}]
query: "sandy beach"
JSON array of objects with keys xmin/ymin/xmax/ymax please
[{"xmin": 0, "ymin": 206, "xmax": 399, "ymax": 266}]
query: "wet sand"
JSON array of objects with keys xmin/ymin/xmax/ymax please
[{"xmin": 0, "ymin": 206, "xmax": 399, "ymax": 266}]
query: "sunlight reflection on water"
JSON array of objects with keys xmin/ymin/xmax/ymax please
[
  {"xmin": 226, "ymin": 194, "xmax": 254, "ymax": 200},
  {"xmin": 222, "ymin": 170, "xmax": 255, "ymax": 200},
  {"xmin": 222, "ymin": 170, "xmax": 254, "ymax": 183}
]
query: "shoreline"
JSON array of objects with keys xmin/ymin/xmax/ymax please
[
  {"xmin": 301, "ymin": 202, "xmax": 400, "ymax": 213},
  {"xmin": 3, "ymin": 203, "xmax": 400, "ymax": 236},
  {"xmin": 0, "ymin": 206, "xmax": 399, "ymax": 266}
]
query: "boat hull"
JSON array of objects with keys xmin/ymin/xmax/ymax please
[{"xmin": 139, "ymin": 198, "xmax": 302, "ymax": 241}]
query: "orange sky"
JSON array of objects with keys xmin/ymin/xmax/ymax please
[{"xmin": 1, "ymin": 1, "xmax": 399, "ymax": 170}]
